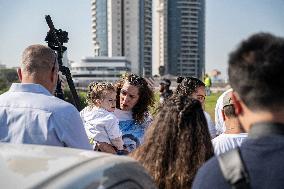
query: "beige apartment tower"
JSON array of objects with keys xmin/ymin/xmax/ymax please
[{"xmin": 91, "ymin": 0, "xmax": 152, "ymax": 76}]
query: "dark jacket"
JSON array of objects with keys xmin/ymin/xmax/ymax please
[{"xmin": 192, "ymin": 122, "xmax": 284, "ymax": 189}]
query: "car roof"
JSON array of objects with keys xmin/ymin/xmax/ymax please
[{"xmin": 0, "ymin": 143, "xmax": 156, "ymax": 189}]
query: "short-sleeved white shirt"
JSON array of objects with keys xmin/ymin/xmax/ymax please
[
  {"xmin": 80, "ymin": 107, "xmax": 122, "ymax": 145},
  {"xmin": 212, "ymin": 133, "xmax": 248, "ymax": 155}
]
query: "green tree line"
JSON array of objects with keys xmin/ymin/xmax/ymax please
[{"xmin": 0, "ymin": 69, "xmax": 19, "ymax": 94}]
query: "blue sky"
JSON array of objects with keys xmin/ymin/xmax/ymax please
[
  {"xmin": 206, "ymin": 0, "xmax": 284, "ymax": 78},
  {"xmin": 0, "ymin": 0, "xmax": 93, "ymax": 67},
  {"xmin": 0, "ymin": 0, "xmax": 284, "ymax": 79}
]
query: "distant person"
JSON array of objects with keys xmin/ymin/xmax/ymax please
[
  {"xmin": 214, "ymin": 88, "xmax": 233, "ymax": 135},
  {"xmin": 204, "ymin": 74, "xmax": 212, "ymax": 96},
  {"xmin": 212, "ymin": 91, "xmax": 247, "ymax": 155},
  {"xmin": 114, "ymin": 73, "xmax": 155, "ymax": 152},
  {"xmin": 193, "ymin": 33, "xmax": 284, "ymax": 189},
  {"xmin": 130, "ymin": 95, "xmax": 214, "ymax": 189},
  {"xmin": 0, "ymin": 44, "xmax": 91, "ymax": 150},
  {"xmin": 80, "ymin": 82, "xmax": 126, "ymax": 154},
  {"xmin": 159, "ymin": 78, "xmax": 173, "ymax": 104},
  {"xmin": 176, "ymin": 76, "xmax": 216, "ymax": 138}
]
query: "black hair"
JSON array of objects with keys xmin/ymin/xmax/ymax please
[
  {"xmin": 175, "ymin": 76, "xmax": 205, "ymax": 96},
  {"xmin": 223, "ymin": 105, "xmax": 237, "ymax": 118},
  {"xmin": 229, "ymin": 33, "xmax": 284, "ymax": 111}
]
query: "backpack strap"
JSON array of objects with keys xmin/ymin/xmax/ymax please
[{"xmin": 217, "ymin": 147, "xmax": 251, "ymax": 189}]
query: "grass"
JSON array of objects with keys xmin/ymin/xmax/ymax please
[{"xmin": 205, "ymin": 92, "xmax": 222, "ymax": 120}]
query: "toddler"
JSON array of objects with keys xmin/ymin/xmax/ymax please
[{"xmin": 80, "ymin": 82, "xmax": 125, "ymax": 153}]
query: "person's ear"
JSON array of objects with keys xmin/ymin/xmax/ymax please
[
  {"xmin": 50, "ymin": 67, "xmax": 58, "ymax": 84},
  {"xmin": 231, "ymin": 92, "xmax": 243, "ymax": 116},
  {"xmin": 17, "ymin": 68, "xmax": 22, "ymax": 81},
  {"xmin": 95, "ymin": 99, "xmax": 101, "ymax": 106}
]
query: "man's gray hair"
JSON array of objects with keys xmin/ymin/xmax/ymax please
[{"xmin": 21, "ymin": 44, "xmax": 56, "ymax": 74}]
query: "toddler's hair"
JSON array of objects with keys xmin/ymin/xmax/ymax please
[{"xmin": 86, "ymin": 82, "xmax": 116, "ymax": 107}]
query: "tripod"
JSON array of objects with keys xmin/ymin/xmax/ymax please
[{"xmin": 45, "ymin": 15, "xmax": 81, "ymax": 111}]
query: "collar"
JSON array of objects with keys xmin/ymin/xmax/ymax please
[
  {"xmin": 114, "ymin": 108, "xmax": 133, "ymax": 121},
  {"xmin": 9, "ymin": 83, "xmax": 52, "ymax": 96},
  {"xmin": 249, "ymin": 122, "xmax": 284, "ymax": 139}
]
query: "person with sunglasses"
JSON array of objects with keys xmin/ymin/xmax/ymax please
[{"xmin": 0, "ymin": 44, "xmax": 91, "ymax": 150}]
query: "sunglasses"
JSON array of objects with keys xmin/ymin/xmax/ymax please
[{"xmin": 128, "ymin": 74, "xmax": 148, "ymax": 86}]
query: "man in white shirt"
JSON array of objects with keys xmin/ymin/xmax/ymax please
[
  {"xmin": 0, "ymin": 44, "xmax": 91, "ymax": 150},
  {"xmin": 212, "ymin": 91, "xmax": 247, "ymax": 155},
  {"xmin": 214, "ymin": 88, "xmax": 233, "ymax": 136}
]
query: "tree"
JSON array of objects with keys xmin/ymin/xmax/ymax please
[{"xmin": 0, "ymin": 69, "xmax": 19, "ymax": 94}]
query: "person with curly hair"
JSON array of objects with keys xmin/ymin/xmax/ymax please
[
  {"xmin": 80, "ymin": 82, "xmax": 126, "ymax": 154},
  {"xmin": 130, "ymin": 95, "xmax": 214, "ymax": 189},
  {"xmin": 114, "ymin": 73, "xmax": 155, "ymax": 152},
  {"xmin": 176, "ymin": 76, "xmax": 217, "ymax": 138}
]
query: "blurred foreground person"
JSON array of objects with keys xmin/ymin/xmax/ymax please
[
  {"xmin": 193, "ymin": 33, "xmax": 284, "ymax": 189},
  {"xmin": 176, "ymin": 76, "xmax": 216, "ymax": 138},
  {"xmin": 0, "ymin": 44, "xmax": 91, "ymax": 150},
  {"xmin": 212, "ymin": 91, "xmax": 247, "ymax": 155},
  {"xmin": 130, "ymin": 95, "xmax": 213, "ymax": 189}
]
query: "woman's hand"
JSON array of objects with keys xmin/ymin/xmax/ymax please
[{"xmin": 95, "ymin": 142, "xmax": 117, "ymax": 154}]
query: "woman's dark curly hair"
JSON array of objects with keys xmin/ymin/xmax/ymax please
[
  {"xmin": 116, "ymin": 73, "xmax": 155, "ymax": 123},
  {"xmin": 130, "ymin": 94, "xmax": 214, "ymax": 189},
  {"xmin": 175, "ymin": 76, "xmax": 205, "ymax": 96}
]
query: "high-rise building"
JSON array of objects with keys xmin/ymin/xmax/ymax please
[
  {"xmin": 152, "ymin": 0, "xmax": 205, "ymax": 78},
  {"xmin": 152, "ymin": 0, "xmax": 168, "ymax": 76},
  {"xmin": 91, "ymin": 0, "xmax": 152, "ymax": 76}
]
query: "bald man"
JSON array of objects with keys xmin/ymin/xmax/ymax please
[{"xmin": 0, "ymin": 44, "xmax": 91, "ymax": 150}]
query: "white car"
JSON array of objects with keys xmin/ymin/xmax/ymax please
[{"xmin": 0, "ymin": 143, "xmax": 156, "ymax": 189}]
